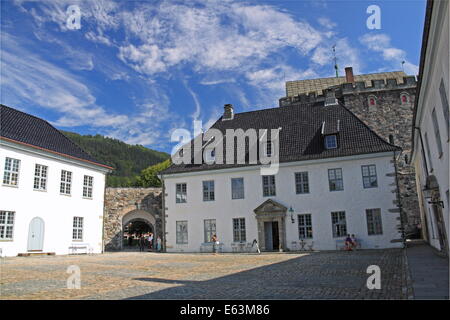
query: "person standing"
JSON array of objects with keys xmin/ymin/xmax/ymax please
[
  {"xmin": 211, "ymin": 234, "xmax": 219, "ymax": 254},
  {"xmin": 148, "ymin": 232, "xmax": 154, "ymax": 251},
  {"xmin": 138, "ymin": 234, "xmax": 145, "ymax": 252},
  {"xmin": 156, "ymin": 236, "xmax": 162, "ymax": 252}
]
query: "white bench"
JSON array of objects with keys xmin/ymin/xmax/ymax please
[
  {"xmin": 69, "ymin": 243, "xmax": 92, "ymax": 255},
  {"xmin": 200, "ymin": 242, "xmax": 223, "ymax": 253},
  {"xmin": 335, "ymin": 239, "xmax": 362, "ymax": 250}
]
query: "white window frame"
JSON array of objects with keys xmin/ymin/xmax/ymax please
[
  {"xmin": 203, "ymin": 180, "xmax": 215, "ymax": 201},
  {"xmin": 204, "ymin": 219, "xmax": 216, "ymax": 243},
  {"xmin": 368, "ymin": 95, "xmax": 377, "ymax": 111},
  {"xmin": 72, "ymin": 217, "xmax": 83, "ymax": 241},
  {"xmin": 400, "ymin": 92, "xmax": 410, "ymax": 105},
  {"xmin": 0, "ymin": 211, "xmax": 15, "ymax": 240},
  {"xmin": 176, "ymin": 221, "xmax": 188, "ymax": 244},
  {"xmin": 232, "ymin": 218, "xmax": 246, "ymax": 243},
  {"xmin": 3, "ymin": 157, "xmax": 20, "ymax": 186},
  {"xmin": 439, "ymin": 78, "xmax": 449, "ymax": 140},
  {"xmin": 298, "ymin": 214, "xmax": 313, "ymax": 239},
  {"xmin": 231, "ymin": 177, "xmax": 244, "ymax": 199},
  {"xmin": 33, "ymin": 164, "xmax": 48, "ymax": 191},
  {"xmin": 295, "ymin": 172, "xmax": 309, "ymax": 194},
  {"xmin": 60, "ymin": 170, "xmax": 72, "ymax": 195},
  {"xmin": 176, "ymin": 183, "xmax": 187, "ymax": 203},
  {"xmin": 324, "ymin": 135, "xmax": 337, "ymax": 149},
  {"xmin": 83, "ymin": 175, "xmax": 93, "ymax": 199},
  {"xmin": 331, "ymin": 211, "xmax": 347, "ymax": 238},
  {"xmin": 328, "ymin": 168, "xmax": 344, "ymax": 191},
  {"xmin": 361, "ymin": 165, "xmax": 378, "ymax": 188},
  {"xmin": 431, "ymin": 108, "xmax": 443, "ymax": 156},
  {"xmin": 366, "ymin": 208, "xmax": 383, "ymax": 235},
  {"xmin": 262, "ymin": 175, "xmax": 276, "ymax": 197}
]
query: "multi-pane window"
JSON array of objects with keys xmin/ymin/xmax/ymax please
[
  {"xmin": 33, "ymin": 164, "xmax": 48, "ymax": 191},
  {"xmin": 328, "ymin": 168, "xmax": 343, "ymax": 191},
  {"xmin": 204, "ymin": 219, "xmax": 216, "ymax": 243},
  {"xmin": 83, "ymin": 175, "xmax": 93, "ymax": 198},
  {"xmin": 324, "ymin": 135, "xmax": 337, "ymax": 149},
  {"xmin": 366, "ymin": 209, "xmax": 383, "ymax": 235},
  {"xmin": 0, "ymin": 211, "xmax": 15, "ymax": 240},
  {"xmin": 298, "ymin": 214, "xmax": 313, "ymax": 239},
  {"xmin": 431, "ymin": 108, "xmax": 443, "ymax": 156},
  {"xmin": 72, "ymin": 217, "xmax": 83, "ymax": 240},
  {"xmin": 176, "ymin": 183, "xmax": 187, "ymax": 203},
  {"xmin": 439, "ymin": 79, "xmax": 449, "ymax": 139},
  {"xmin": 176, "ymin": 221, "xmax": 188, "ymax": 244},
  {"xmin": 60, "ymin": 170, "xmax": 72, "ymax": 195},
  {"xmin": 295, "ymin": 172, "xmax": 309, "ymax": 194},
  {"xmin": 231, "ymin": 178, "xmax": 244, "ymax": 199},
  {"xmin": 203, "ymin": 180, "xmax": 215, "ymax": 201},
  {"xmin": 232, "ymin": 218, "xmax": 246, "ymax": 242},
  {"xmin": 262, "ymin": 175, "xmax": 276, "ymax": 197},
  {"xmin": 361, "ymin": 165, "xmax": 378, "ymax": 188},
  {"xmin": 331, "ymin": 211, "xmax": 347, "ymax": 237},
  {"xmin": 424, "ymin": 132, "xmax": 433, "ymax": 172},
  {"xmin": 3, "ymin": 157, "xmax": 20, "ymax": 186}
]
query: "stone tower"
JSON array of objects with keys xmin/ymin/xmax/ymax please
[{"xmin": 279, "ymin": 68, "xmax": 419, "ymax": 235}]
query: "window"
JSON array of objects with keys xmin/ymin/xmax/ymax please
[
  {"xmin": 424, "ymin": 132, "xmax": 433, "ymax": 172},
  {"xmin": 204, "ymin": 219, "xmax": 216, "ymax": 243},
  {"xmin": 83, "ymin": 175, "xmax": 93, "ymax": 198},
  {"xmin": 328, "ymin": 168, "xmax": 343, "ymax": 191},
  {"xmin": 232, "ymin": 218, "xmax": 246, "ymax": 242},
  {"xmin": 439, "ymin": 79, "xmax": 449, "ymax": 139},
  {"xmin": 0, "ymin": 211, "xmax": 15, "ymax": 240},
  {"xmin": 60, "ymin": 170, "xmax": 72, "ymax": 195},
  {"xmin": 176, "ymin": 183, "xmax": 187, "ymax": 203},
  {"xmin": 203, "ymin": 180, "xmax": 215, "ymax": 201},
  {"xmin": 400, "ymin": 93, "xmax": 409, "ymax": 105},
  {"xmin": 298, "ymin": 214, "xmax": 313, "ymax": 239},
  {"xmin": 231, "ymin": 178, "xmax": 244, "ymax": 199},
  {"xmin": 368, "ymin": 95, "xmax": 377, "ymax": 111},
  {"xmin": 176, "ymin": 221, "xmax": 188, "ymax": 244},
  {"xmin": 72, "ymin": 217, "xmax": 83, "ymax": 241},
  {"xmin": 33, "ymin": 164, "xmax": 48, "ymax": 191},
  {"xmin": 361, "ymin": 165, "xmax": 378, "ymax": 188},
  {"xmin": 431, "ymin": 108, "xmax": 443, "ymax": 156},
  {"xmin": 205, "ymin": 148, "xmax": 215, "ymax": 163},
  {"xmin": 295, "ymin": 172, "xmax": 309, "ymax": 194},
  {"xmin": 366, "ymin": 209, "xmax": 383, "ymax": 235},
  {"xmin": 262, "ymin": 175, "xmax": 276, "ymax": 197},
  {"xmin": 3, "ymin": 157, "xmax": 20, "ymax": 186},
  {"xmin": 331, "ymin": 211, "xmax": 347, "ymax": 237},
  {"xmin": 324, "ymin": 135, "xmax": 337, "ymax": 149}
]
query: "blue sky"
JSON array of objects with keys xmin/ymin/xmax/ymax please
[{"xmin": 1, "ymin": 0, "xmax": 426, "ymax": 153}]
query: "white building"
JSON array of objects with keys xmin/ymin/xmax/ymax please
[
  {"xmin": 411, "ymin": 0, "xmax": 449, "ymax": 255},
  {"xmin": 161, "ymin": 97, "xmax": 404, "ymax": 252},
  {"xmin": 0, "ymin": 105, "xmax": 112, "ymax": 257}
]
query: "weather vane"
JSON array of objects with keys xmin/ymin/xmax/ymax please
[{"xmin": 332, "ymin": 44, "xmax": 338, "ymax": 78}]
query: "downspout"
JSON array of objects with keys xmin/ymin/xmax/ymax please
[{"xmin": 393, "ymin": 151, "xmax": 406, "ymax": 247}]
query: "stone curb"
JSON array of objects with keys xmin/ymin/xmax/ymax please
[{"xmin": 403, "ymin": 247, "xmax": 415, "ymax": 299}]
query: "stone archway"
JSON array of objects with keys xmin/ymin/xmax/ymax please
[
  {"xmin": 122, "ymin": 210, "xmax": 156, "ymax": 250},
  {"xmin": 103, "ymin": 188, "xmax": 163, "ymax": 251}
]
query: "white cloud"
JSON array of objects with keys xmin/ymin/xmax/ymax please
[
  {"xmin": 318, "ymin": 17, "xmax": 337, "ymax": 29},
  {"xmin": 360, "ymin": 33, "xmax": 419, "ymax": 75}
]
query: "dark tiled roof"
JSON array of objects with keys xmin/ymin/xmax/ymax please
[
  {"xmin": 0, "ymin": 104, "xmax": 111, "ymax": 169},
  {"xmin": 162, "ymin": 101, "xmax": 400, "ymax": 175}
]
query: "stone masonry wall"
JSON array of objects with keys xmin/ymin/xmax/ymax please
[{"xmin": 104, "ymin": 188, "xmax": 163, "ymax": 251}]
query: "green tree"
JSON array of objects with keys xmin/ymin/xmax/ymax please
[{"xmin": 136, "ymin": 159, "xmax": 172, "ymax": 187}]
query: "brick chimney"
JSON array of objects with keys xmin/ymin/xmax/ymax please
[
  {"xmin": 345, "ymin": 67, "xmax": 354, "ymax": 83},
  {"xmin": 223, "ymin": 104, "xmax": 234, "ymax": 121}
]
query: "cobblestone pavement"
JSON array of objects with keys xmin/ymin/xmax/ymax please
[{"xmin": 0, "ymin": 249, "xmax": 408, "ymax": 300}]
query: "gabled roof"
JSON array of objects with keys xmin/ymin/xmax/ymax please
[
  {"xmin": 162, "ymin": 101, "xmax": 400, "ymax": 175},
  {"xmin": 0, "ymin": 104, "xmax": 112, "ymax": 169}
]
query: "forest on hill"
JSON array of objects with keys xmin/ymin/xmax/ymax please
[{"xmin": 62, "ymin": 131, "xmax": 170, "ymax": 187}]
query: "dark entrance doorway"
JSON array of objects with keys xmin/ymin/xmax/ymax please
[
  {"xmin": 264, "ymin": 221, "xmax": 280, "ymax": 251},
  {"xmin": 123, "ymin": 219, "xmax": 153, "ymax": 249}
]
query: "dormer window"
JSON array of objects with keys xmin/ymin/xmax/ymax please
[{"xmin": 325, "ymin": 135, "xmax": 337, "ymax": 149}]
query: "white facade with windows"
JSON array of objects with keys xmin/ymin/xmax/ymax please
[
  {"xmin": 0, "ymin": 140, "xmax": 109, "ymax": 257},
  {"xmin": 163, "ymin": 152, "xmax": 402, "ymax": 252},
  {"xmin": 412, "ymin": 0, "xmax": 449, "ymax": 254}
]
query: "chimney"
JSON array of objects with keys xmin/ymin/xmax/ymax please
[
  {"xmin": 345, "ymin": 67, "xmax": 354, "ymax": 83},
  {"xmin": 223, "ymin": 104, "xmax": 234, "ymax": 121}
]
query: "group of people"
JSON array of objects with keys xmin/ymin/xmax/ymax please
[
  {"xmin": 344, "ymin": 234, "xmax": 358, "ymax": 251},
  {"xmin": 134, "ymin": 232, "xmax": 162, "ymax": 252}
]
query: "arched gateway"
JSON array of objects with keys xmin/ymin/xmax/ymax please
[{"xmin": 103, "ymin": 188, "xmax": 163, "ymax": 251}]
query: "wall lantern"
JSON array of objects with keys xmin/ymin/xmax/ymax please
[
  {"xmin": 289, "ymin": 206, "xmax": 295, "ymax": 223},
  {"xmin": 422, "ymin": 175, "xmax": 445, "ymax": 208}
]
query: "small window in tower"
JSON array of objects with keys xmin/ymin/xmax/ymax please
[
  {"xmin": 368, "ymin": 95, "xmax": 377, "ymax": 111},
  {"xmin": 400, "ymin": 93, "xmax": 410, "ymax": 105}
]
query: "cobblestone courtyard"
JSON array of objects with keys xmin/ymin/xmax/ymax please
[{"xmin": 0, "ymin": 249, "xmax": 408, "ymax": 299}]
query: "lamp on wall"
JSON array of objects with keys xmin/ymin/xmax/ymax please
[
  {"xmin": 289, "ymin": 207, "xmax": 295, "ymax": 223},
  {"xmin": 422, "ymin": 178, "xmax": 445, "ymax": 208}
]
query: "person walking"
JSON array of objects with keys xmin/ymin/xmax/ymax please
[
  {"xmin": 211, "ymin": 234, "xmax": 219, "ymax": 254},
  {"xmin": 148, "ymin": 232, "xmax": 154, "ymax": 251},
  {"xmin": 138, "ymin": 234, "xmax": 145, "ymax": 252},
  {"xmin": 156, "ymin": 236, "xmax": 162, "ymax": 252}
]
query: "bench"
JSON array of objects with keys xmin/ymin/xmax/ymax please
[
  {"xmin": 200, "ymin": 242, "xmax": 223, "ymax": 253},
  {"xmin": 69, "ymin": 243, "xmax": 92, "ymax": 255},
  {"xmin": 335, "ymin": 239, "xmax": 362, "ymax": 250}
]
